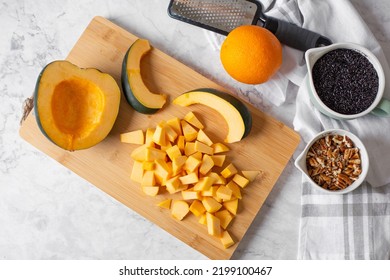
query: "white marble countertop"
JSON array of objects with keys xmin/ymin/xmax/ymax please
[{"xmin": 1, "ymin": 0, "xmax": 390, "ymax": 260}]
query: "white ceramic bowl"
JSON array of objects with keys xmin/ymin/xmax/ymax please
[
  {"xmin": 305, "ymin": 42, "xmax": 388, "ymax": 119},
  {"xmin": 295, "ymin": 129, "xmax": 369, "ymax": 194}
]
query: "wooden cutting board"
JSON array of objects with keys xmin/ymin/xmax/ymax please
[{"xmin": 19, "ymin": 16, "xmax": 300, "ymax": 259}]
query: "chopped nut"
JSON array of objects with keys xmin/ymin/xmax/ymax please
[
  {"xmin": 306, "ymin": 134, "xmax": 362, "ymax": 191},
  {"xmin": 308, "ymin": 157, "xmax": 319, "ymax": 167},
  {"xmin": 349, "ymin": 159, "xmax": 361, "ymax": 165}
]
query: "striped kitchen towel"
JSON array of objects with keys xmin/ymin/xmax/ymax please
[{"xmin": 298, "ymin": 180, "xmax": 390, "ymax": 259}]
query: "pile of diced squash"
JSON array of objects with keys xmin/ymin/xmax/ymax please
[{"xmin": 120, "ymin": 112, "xmax": 259, "ymax": 249}]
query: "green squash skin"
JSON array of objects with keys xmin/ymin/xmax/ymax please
[
  {"xmin": 187, "ymin": 88, "xmax": 253, "ymax": 139},
  {"xmin": 121, "ymin": 47, "xmax": 159, "ymax": 115},
  {"xmin": 33, "ymin": 61, "xmax": 56, "ymax": 146}
]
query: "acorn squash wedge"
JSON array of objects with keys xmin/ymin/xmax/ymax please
[
  {"xmin": 121, "ymin": 39, "xmax": 166, "ymax": 114},
  {"xmin": 173, "ymin": 88, "xmax": 252, "ymax": 143},
  {"xmin": 34, "ymin": 60, "xmax": 121, "ymax": 151}
]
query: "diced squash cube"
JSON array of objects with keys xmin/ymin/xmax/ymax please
[
  {"xmin": 166, "ymin": 176, "xmax": 186, "ymax": 194},
  {"xmin": 201, "ymin": 186, "xmax": 218, "ymax": 197},
  {"xmin": 197, "ymin": 129, "xmax": 213, "ymax": 146},
  {"xmin": 130, "ymin": 144, "xmax": 148, "ymax": 161},
  {"xmin": 216, "ymin": 185, "xmax": 233, "ymax": 201},
  {"xmin": 155, "ymin": 159, "xmax": 171, "ymax": 172},
  {"xmin": 166, "ymin": 145, "xmax": 182, "ymax": 161},
  {"xmin": 189, "ymin": 200, "xmax": 206, "ymax": 216},
  {"xmin": 147, "ymin": 147, "xmax": 166, "ymax": 161},
  {"xmin": 215, "ymin": 210, "xmax": 233, "ymax": 229},
  {"xmin": 177, "ymin": 135, "xmax": 185, "ymax": 152},
  {"xmin": 172, "ymin": 155, "xmax": 187, "ymax": 175},
  {"xmin": 130, "ymin": 161, "xmax": 144, "ymax": 184},
  {"xmin": 195, "ymin": 140, "xmax": 213, "ymax": 155},
  {"xmin": 181, "ymin": 120, "xmax": 198, "ymax": 141},
  {"xmin": 142, "ymin": 186, "xmax": 159, "ymax": 196},
  {"xmin": 145, "ymin": 128, "xmax": 155, "ymax": 147},
  {"xmin": 211, "ymin": 155, "xmax": 226, "ymax": 167},
  {"xmin": 120, "ymin": 130, "xmax": 144, "ymax": 145},
  {"xmin": 171, "ymin": 200, "xmax": 190, "ymax": 221},
  {"xmin": 142, "ymin": 161, "xmax": 155, "ymax": 171},
  {"xmin": 226, "ymin": 180, "xmax": 242, "ymax": 199},
  {"xmin": 191, "ymin": 151, "xmax": 203, "ymax": 161},
  {"xmin": 207, "ymin": 172, "xmax": 226, "ymax": 185},
  {"xmin": 142, "ymin": 170, "xmax": 155, "ymax": 186},
  {"xmin": 184, "ymin": 155, "xmax": 202, "ymax": 173},
  {"xmin": 184, "ymin": 111, "xmax": 204, "ymax": 129},
  {"xmin": 232, "ymin": 174, "xmax": 250, "ymax": 188},
  {"xmin": 198, "ymin": 213, "xmax": 207, "ymax": 225},
  {"xmin": 164, "ymin": 123, "xmax": 179, "ymax": 143},
  {"xmin": 154, "ymin": 159, "xmax": 172, "ymax": 183},
  {"xmin": 199, "ymin": 154, "xmax": 215, "ymax": 175},
  {"xmin": 223, "ymin": 199, "xmax": 238, "ymax": 215},
  {"xmin": 206, "ymin": 212, "xmax": 221, "ymax": 237},
  {"xmin": 193, "ymin": 176, "xmax": 216, "ymax": 191},
  {"xmin": 179, "ymin": 172, "xmax": 199, "ymax": 185},
  {"xmin": 220, "ymin": 230, "xmax": 235, "ymax": 248},
  {"xmin": 181, "ymin": 190, "xmax": 201, "ymax": 200},
  {"xmin": 165, "ymin": 175, "xmax": 181, "ymax": 189},
  {"xmin": 212, "ymin": 143, "xmax": 230, "ymax": 153},
  {"xmin": 184, "ymin": 142, "xmax": 196, "ymax": 156},
  {"xmin": 166, "ymin": 117, "xmax": 182, "ymax": 136},
  {"xmin": 173, "ymin": 155, "xmax": 188, "ymax": 166},
  {"xmin": 152, "ymin": 122, "xmax": 167, "ymax": 146},
  {"xmin": 157, "ymin": 199, "xmax": 171, "ymax": 209},
  {"xmin": 242, "ymin": 170, "xmax": 261, "ymax": 182},
  {"xmin": 221, "ymin": 163, "xmax": 238, "ymax": 178},
  {"xmin": 202, "ymin": 197, "xmax": 222, "ymax": 213}
]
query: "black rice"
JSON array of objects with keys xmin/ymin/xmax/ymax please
[{"xmin": 312, "ymin": 48, "xmax": 378, "ymax": 115}]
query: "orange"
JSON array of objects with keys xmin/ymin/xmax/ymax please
[{"xmin": 220, "ymin": 25, "xmax": 283, "ymax": 84}]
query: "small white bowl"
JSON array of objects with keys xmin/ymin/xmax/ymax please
[
  {"xmin": 305, "ymin": 42, "xmax": 389, "ymax": 119},
  {"xmin": 295, "ymin": 129, "xmax": 369, "ymax": 194}
]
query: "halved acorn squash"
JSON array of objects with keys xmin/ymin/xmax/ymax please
[
  {"xmin": 121, "ymin": 39, "xmax": 166, "ymax": 114},
  {"xmin": 34, "ymin": 60, "xmax": 121, "ymax": 151},
  {"xmin": 173, "ymin": 88, "xmax": 252, "ymax": 143}
]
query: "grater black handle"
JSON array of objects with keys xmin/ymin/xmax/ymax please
[{"xmin": 263, "ymin": 17, "xmax": 332, "ymax": 51}]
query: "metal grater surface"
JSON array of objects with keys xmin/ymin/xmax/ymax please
[{"xmin": 169, "ymin": 0, "xmax": 259, "ymax": 34}]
